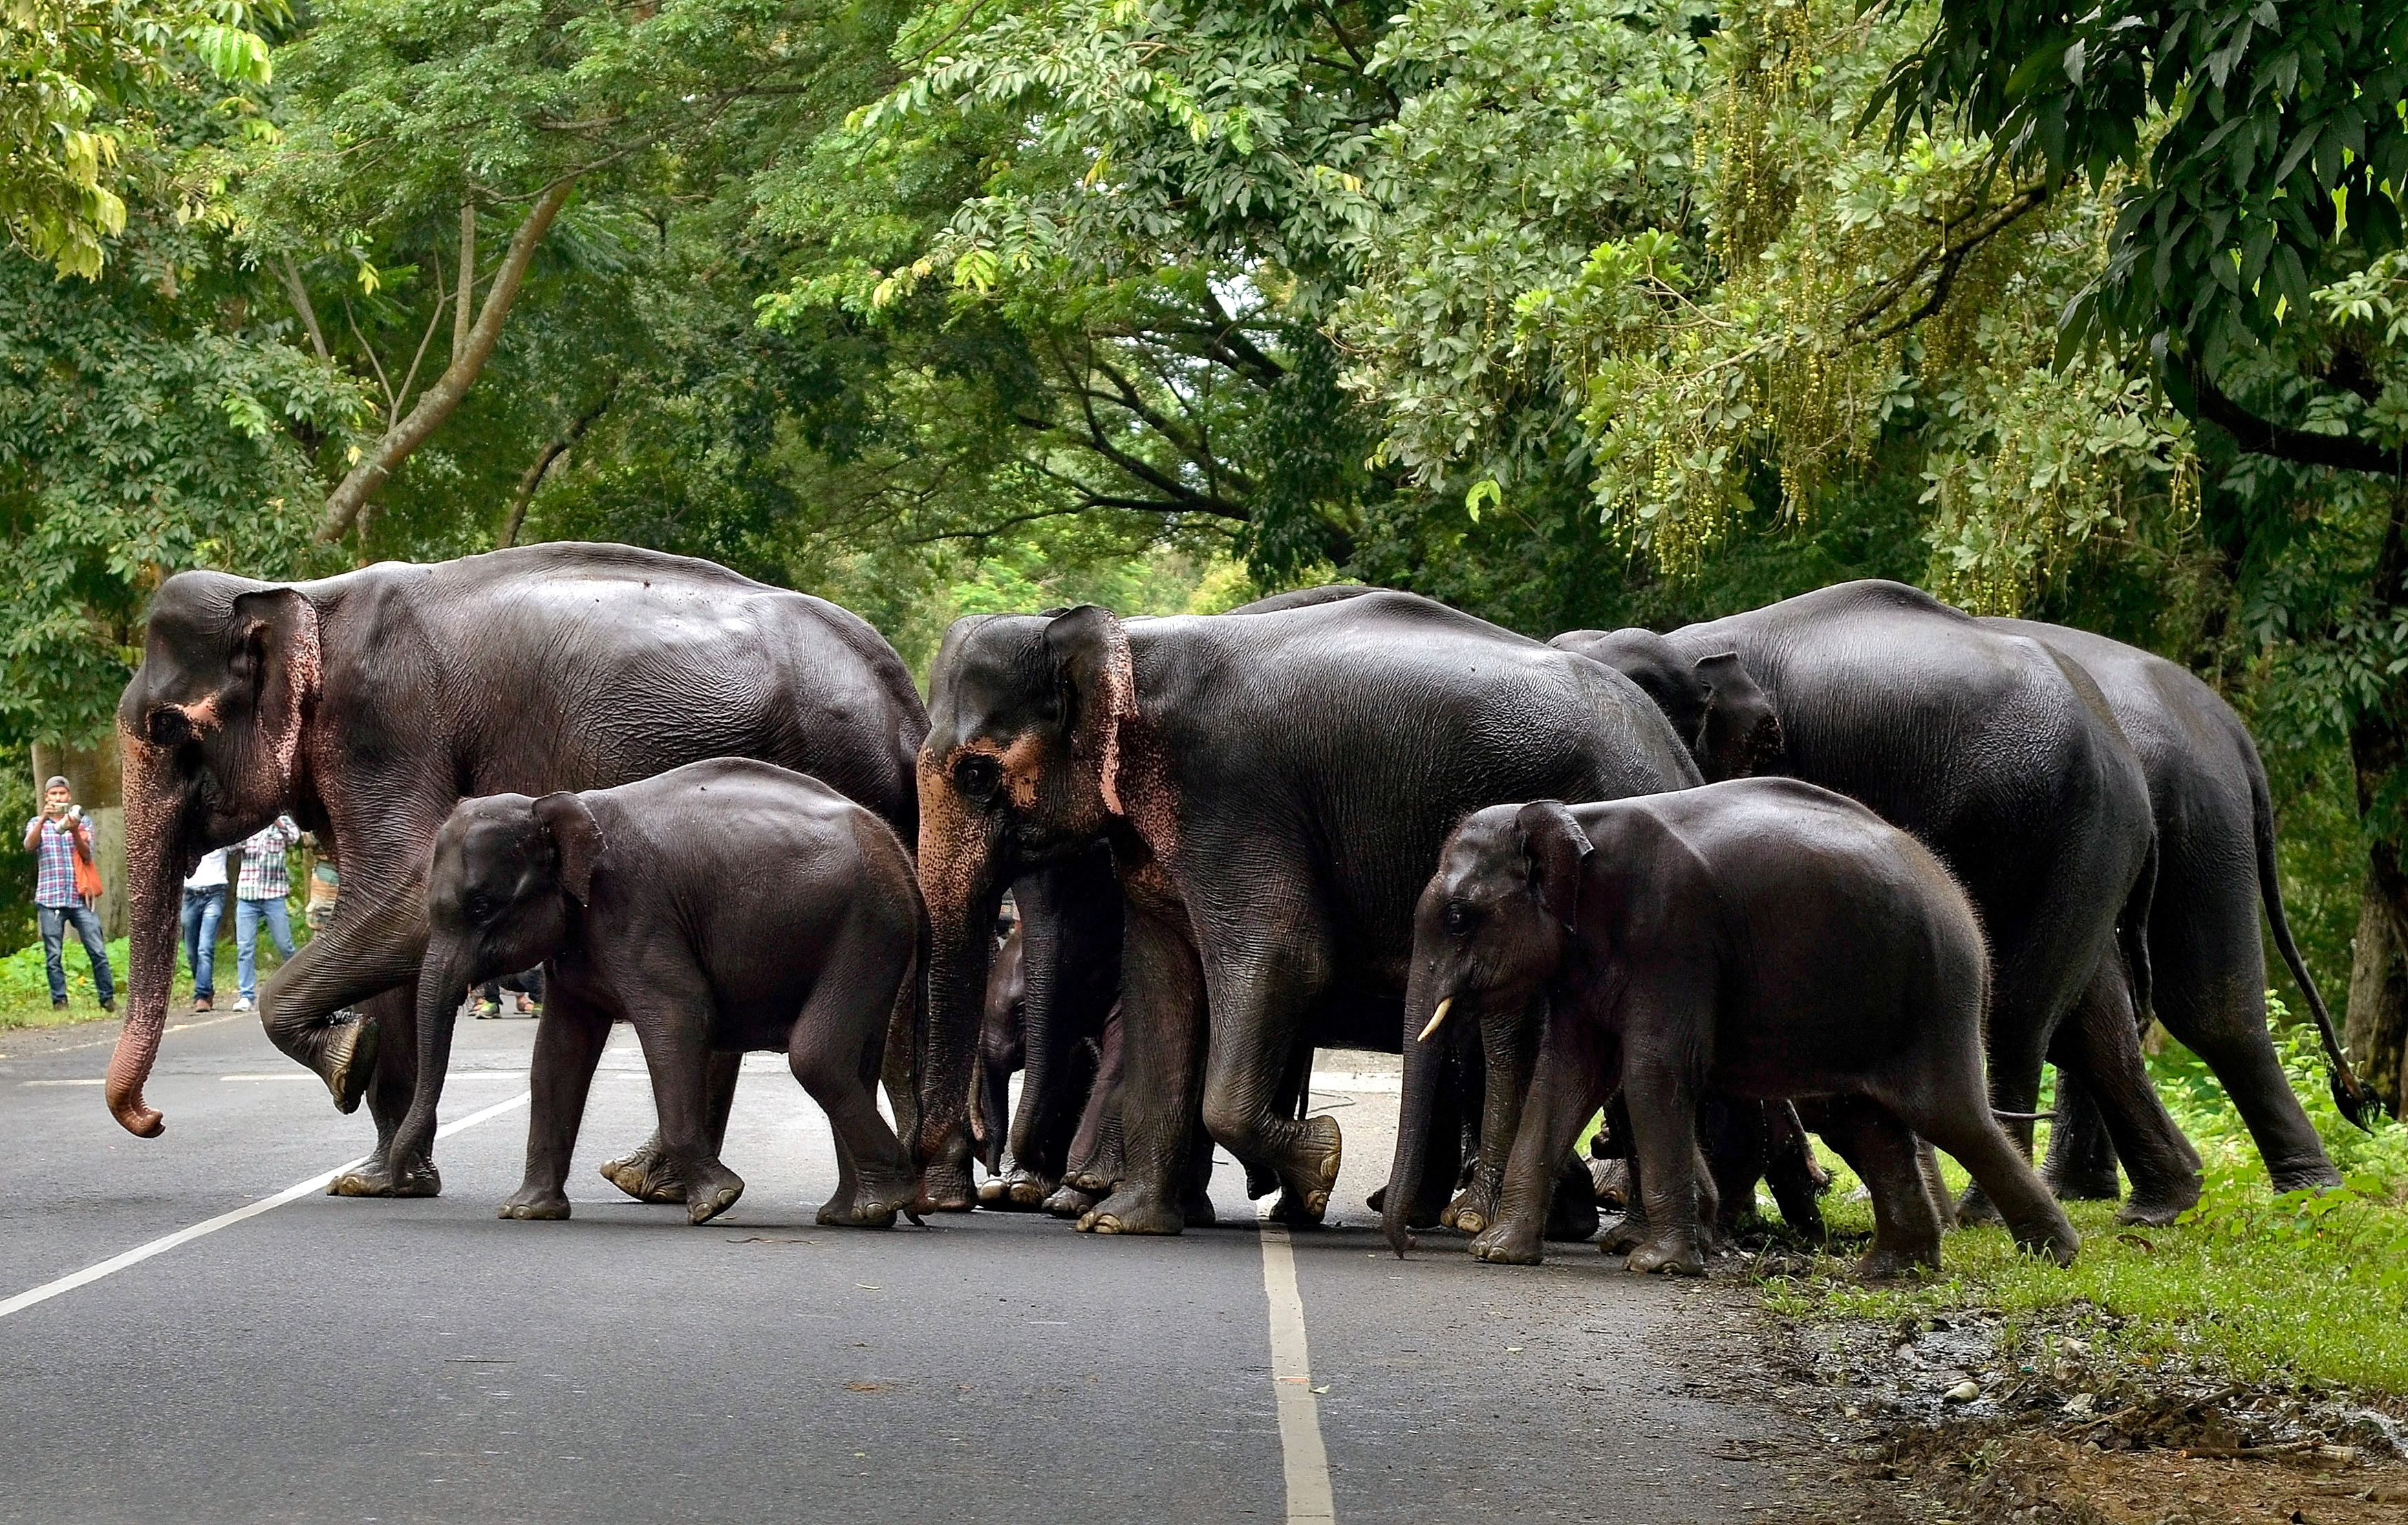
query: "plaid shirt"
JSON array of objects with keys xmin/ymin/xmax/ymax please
[
  {"xmin": 27, "ymin": 815, "xmax": 88, "ymax": 909},
  {"xmin": 236, "ymin": 816, "xmax": 301, "ymax": 900}
]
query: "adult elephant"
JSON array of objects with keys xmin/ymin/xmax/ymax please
[
  {"xmin": 105, "ymin": 543, "xmax": 927, "ymax": 1200},
  {"xmin": 1554, "ymin": 579, "xmax": 2203, "ymax": 1224},
  {"xmin": 915, "ymin": 590, "xmax": 1700, "ymax": 1234},
  {"xmin": 1982, "ymin": 618, "xmax": 2372, "ymax": 1193}
]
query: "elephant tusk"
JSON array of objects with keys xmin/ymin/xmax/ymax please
[{"xmin": 1417, "ymin": 996, "xmax": 1452, "ymax": 1043}]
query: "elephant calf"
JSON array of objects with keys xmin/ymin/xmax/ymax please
[
  {"xmin": 1387, "ymin": 778, "xmax": 2079, "ymax": 1277},
  {"xmin": 402, "ymin": 759, "xmax": 924, "ymax": 1229}
]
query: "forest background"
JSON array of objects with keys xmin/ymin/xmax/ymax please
[{"xmin": 6, "ymin": 0, "xmax": 2407, "ymax": 1109}]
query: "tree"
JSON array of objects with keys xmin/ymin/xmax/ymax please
[{"xmin": 2, "ymin": 0, "xmax": 281, "ymax": 277}]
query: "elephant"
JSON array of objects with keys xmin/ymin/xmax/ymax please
[
  {"xmin": 107, "ymin": 542, "xmax": 926, "ymax": 1201},
  {"xmin": 1979, "ymin": 618, "xmax": 2372, "ymax": 1194},
  {"xmin": 1388, "ymin": 787, "xmax": 2081, "ymax": 1277},
  {"xmin": 914, "ymin": 589, "xmax": 1701, "ymax": 1236},
  {"xmin": 973, "ymin": 907, "xmax": 1026, "ymax": 1178},
  {"xmin": 409, "ymin": 760, "xmax": 923, "ymax": 1226},
  {"xmin": 1553, "ymin": 579, "xmax": 2204, "ymax": 1225},
  {"xmin": 973, "ymin": 849, "xmax": 1126, "ymax": 1212}
]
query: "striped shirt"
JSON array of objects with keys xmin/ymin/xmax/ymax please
[
  {"xmin": 26, "ymin": 816, "xmax": 87, "ymax": 909},
  {"xmin": 236, "ymin": 816, "xmax": 301, "ymax": 900}
]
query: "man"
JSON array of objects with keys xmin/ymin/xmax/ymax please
[
  {"xmin": 181, "ymin": 845, "xmax": 228, "ymax": 1013},
  {"xmin": 24, "ymin": 775, "xmax": 114, "ymax": 1013},
  {"xmin": 232, "ymin": 814, "xmax": 302, "ymax": 1014}
]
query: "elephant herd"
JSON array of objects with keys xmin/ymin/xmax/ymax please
[{"xmin": 98, "ymin": 543, "xmax": 2370, "ymax": 1278}]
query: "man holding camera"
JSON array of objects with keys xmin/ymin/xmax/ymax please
[{"xmin": 24, "ymin": 775, "xmax": 115, "ymax": 1013}]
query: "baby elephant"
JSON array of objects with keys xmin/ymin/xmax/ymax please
[
  {"xmin": 1385, "ymin": 777, "xmax": 2078, "ymax": 1277},
  {"xmin": 396, "ymin": 758, "xmax": 923, "ymax": 1229}
]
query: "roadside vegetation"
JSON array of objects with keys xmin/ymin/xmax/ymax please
[{"xmin": 1766, "ymin": 1010, "xmax": 2408, "ymax": 1394}]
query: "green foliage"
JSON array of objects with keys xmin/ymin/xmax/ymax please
[
  {"xmin": 1, "ymin": 0, "xmax": 283, "ymax": 278},
  {"xmin": 1772, "ymin": 1014, "xmax": 2408, "ymax": 1393}
]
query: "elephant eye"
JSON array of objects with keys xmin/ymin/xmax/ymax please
[
  {"xmin": 1443, "ymin": 902, "xmax": 1478, "ymax": 937},
  {"xmin": 954, "ymin": 755, "xmax": 1002, "ymax": 799},
  {"xmin": 462, "ymin": 892, "xmax": 494, "ymax": 923}
]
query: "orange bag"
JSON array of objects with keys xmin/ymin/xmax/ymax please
[{"xmin": 70, "ymin": 822, "xmax": 103, "ymax": 902}]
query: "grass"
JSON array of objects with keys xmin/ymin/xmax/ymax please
[{"xmin": 1759, "ymin": 1002, "xmax": 2408, "ymax": 1393}]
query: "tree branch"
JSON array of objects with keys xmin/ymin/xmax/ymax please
[
  {"xmin": 454, "ymin": 199, "xmax": 476, "ymax": 361},
  {"xmin": 316, "ymin": 177, "xmax": 577, "ymax": 543},
  {"xmin": 278, "ymin": 255, "xmax": 330, "ymax": 363},
  {"xmin": 1843, "ymin": 182, "xmax": 2050, "ymax": 338},
  {"xmin": 2189, "ymin": 360, "xmax": 2407, "ymax": 477},
  {"xmin": 499, "ymin": 381, "xmax": 617, "ymax": 548}
]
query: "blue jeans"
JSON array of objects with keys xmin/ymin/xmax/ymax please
[
  {"xmin": 39, "ymin": 902, "xmax": 114, "ymax": 1005},
  {"xmin": 235, "ymin": 896, "xmax": 295, "ymax": 1002},
  {"xmin": 180, "ymin": 885, "xmax": 226, "ymax": 999}
]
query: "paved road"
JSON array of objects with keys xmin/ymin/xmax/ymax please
[{"xmin": 0, "ymin": 1010, "xmax": 1817, "ymax": 1524}]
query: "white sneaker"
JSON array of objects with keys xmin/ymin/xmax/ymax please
[{"xmin": 233, "ymin": 996, "xmax": 255, "ymax": 1013}]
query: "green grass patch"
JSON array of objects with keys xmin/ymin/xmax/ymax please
[{"xmin": 1760, "ymin": 1002, "xmax": 2408, "ymax": 1393}]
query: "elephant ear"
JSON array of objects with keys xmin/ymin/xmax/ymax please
[
  {"xmin": 1044, "ymin": 605, "xmax": 1137, "ymax": 815},
  {"xmin": 227, "ymin": 587, "xmax": 323, "ymax": 783},
  {"xmin": 533, "ymin": 792, "xmax": 607, "ymax": 906},
  {"xmin": 1693, "ymin": 652, "xmax": 1783, "ymax": 780},
  {"xmin": 1516, "ymin": 801, "xmax": 1593, "ymax": 929}
]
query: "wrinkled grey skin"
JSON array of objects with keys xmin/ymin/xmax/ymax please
[
  {"xmin": 1981, "ymin": 618, "xmax": 2372, "ymax": 1195},
  {"xmin": 107, "ymin": 543, "xmax": 924, "ymax": 1206},
  {"xmin": 915, "ymin": 590, "xmax": 1699, "ymax": 1237},
  {"xmin": 413, "ymin": 760, "xmax": 923, "ymax": 1229},
  {"xmin": 1554, "ymin": 579, "xmax": 2203, "ymax": 1226},
  {"xmin": 1390, "ymin": 783, "xmax": 2078, "ymax": 1278}
]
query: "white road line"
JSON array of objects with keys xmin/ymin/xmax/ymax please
[
  {"xmin": 0, "ymin": 1008, "xmax": 248, "ymax": 1059},
  {"xmin": 1258, "ymin": 1215, "xmax": 1337, "ymax": 1522},
  {"xmin": 0, "ymin": 1090, "xmax": 529, "ymax": 1322},
  {"xmin": 20, "ymin": 1078, "xmax": 103, "ymax": 1087}
]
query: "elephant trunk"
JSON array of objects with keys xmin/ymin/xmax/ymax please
[
  {"xmin": 394, "ymin": 933, "xmax": 475, "ymax": 1174},
  {"xmin": 916, "ymin": 824, "xmax": 1005, "ymax": 1176},
  {"xmin": 104, "ymin": 728, "xmax": 186, "ymax": 1137},
  {"xmin": 1384, "ymin": 968, "xmax": 1454, "ymax": 1257}
]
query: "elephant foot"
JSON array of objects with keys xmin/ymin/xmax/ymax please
[
  {"xmin": 319, "ymin": 1015, "xmax": 379, "ymax": 1116},
  {"xmin": 2114, "ymin": 1189, "xmax": 2198, "ymax": 1228},
  {"xmin": 1267, "ymin": 1189, "xmax": 1324, "ymax": 1228},
  {"xmin": 2270, "ymin": 1162, "xmax": 2347, "ymax": 1196},
  {"xmin": 330, "ymin": 1154, "xmax": 440, "ymax": 1198},
  {"xmin": 992, "ymin": 1169, "xmax": 1056, "ymax": 1211},
  {"xmin": 1468, "ymin": 1221, "xmax": 1544, "ymax": 1265},
  {"xmin": 2043, "ymin": 1162, "xmax": 2123, "ymax": 1202},
  {"xmin": 499, "ymin": 1185, "xmax": 571, "ymax": 1220},
  {"xmin": 599, "ymin": 1143, "xmax": 687, "ymax": 1204},
  {"xmin": 1953, "ymin": 1186, "xmax": 2003, "ymax": 1228},
  {"xmin": 1043, "ymin": 1184, "xmax": 1096, "ymax": 1219},
  {"xmin": 2014, "ymin": 1224, "xmax": 2081, "ymax": 1267},
  {"xmin": 1598, "ymin": 1212, "xmax": 1651, "ymax": 1255},
  {"xmin": 1077, "ymin": 1183, "xmax": 1185, "ymax": 1235},
  {"xmin": 917, "ymin": 1157, "xmax": 976, "ymax": 1215},
  {"xmin": 1443, "ymin": 1184, "xmax": 1493, "ymax": 1237},
  {"xmin": 1853, "ymin": 1240, "xmax": 1939, "ymax": 1279},
  {"xmin": 1271, "ymin": 1116, "xmax": 1342, "ymax": 1224},
  {"xmin": 684, "ymin": 1164, "xmax": 746, "ymax": 1226},
  {"xmin": 1624, "ymin": 1237, "xmax": 1708, "ymax": 1276}
]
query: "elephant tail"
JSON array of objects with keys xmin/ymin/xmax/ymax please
[
  {"xmin": 2251, "ymin": 751, "xmax": 2378, "ymax": 1127},
  {"xmin": 2118, "ymin": 831, "xmax": 2156, "ymax": 1030}
]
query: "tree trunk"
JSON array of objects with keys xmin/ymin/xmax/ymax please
[
  {"xmin": 316, "ymin": 180, "xmax": 575, "ymax": 543},
  {"xmin": 32, "ymin": 737, "xmax": 127, "ymax": 938},
  {"xmin": 2347, "ymin": 857, "xmax": 2408, "ymax": 1117}
]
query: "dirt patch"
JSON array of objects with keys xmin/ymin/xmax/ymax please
[{"xmin": 1759, "ymin": 1292, "xmax": 2408, "ymax": 1524}]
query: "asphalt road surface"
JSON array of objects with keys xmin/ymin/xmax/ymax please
[{"xmin": 0, "ymin": 1008, "xmax": 1825, "ymax": 1524}]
